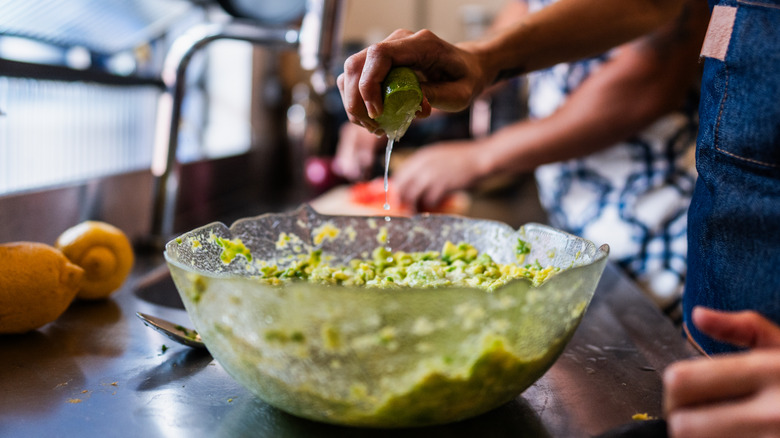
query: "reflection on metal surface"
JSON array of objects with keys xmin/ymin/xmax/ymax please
[
  {"xmin": 218, "ymin": 396, "xmax": 552, "ymax": 437},
  {"xmin": 217, "ymin": 0, "xmax": 306, "ymax": 24},
  {"xmin": 133, "ymin": 347, "xmax": 212, "ymax": 391},
  {"xmin": 127, "ymin": 346, "xmax": 217, "ymax": 438}
]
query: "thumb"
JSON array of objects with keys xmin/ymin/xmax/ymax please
[{"xmin": 693, "ymin": 306, "xmax": 780, "ymax": 349}]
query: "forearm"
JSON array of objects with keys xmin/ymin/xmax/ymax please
[
  {"xmin": 479, "ymin": 69, "xmax": 689, "ymax": 176},
  {"xmin": 478, "ymin": 1, "xmax": 706, "ymax": 176},
  {"xmin": 466, "ymin": 0, "xmax": 687, "ymax": 85}
]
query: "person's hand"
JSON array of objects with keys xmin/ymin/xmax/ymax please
[
  {"xmin": 393, "ymin": 139, "xmax": 487, "ymax": 210},
  {"xmin": 663, "ymin": 307, "xmax": 780, "ymax": 438},
  {"xmin": 332, "ymin": 123, "xmax": 385, "ymax": 181},
  {"xmin": 337, "ymin": 29, "xmax": 487, "ymax": 135}
]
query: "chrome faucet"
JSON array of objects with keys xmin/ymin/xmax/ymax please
[{"xmin": 148, "ymin": 0, "xmax": 344, "ymax": 247}]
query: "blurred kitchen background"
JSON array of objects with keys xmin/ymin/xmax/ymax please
[{"xmin": 0, "ymin": 0, "xmax": 543, "ymax": 248}]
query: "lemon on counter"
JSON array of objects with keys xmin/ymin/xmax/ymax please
[
  {"xmin": 0, "ymin": 242, "xmax": 84, "ymax": 334},
  {"xmin": 55, "ymin": 221, "xmax": 134, "ymax": 300},
  {"xmin": 374, "ymin": 67, "xmax": 423, "ymax": 140}
]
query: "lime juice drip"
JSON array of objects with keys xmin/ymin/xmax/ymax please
[
  {"xmin": 384, "ymin": 215, "xmax": 393, "ymax": 263},
  {"xmin": 382, "ymin": 110, "xmax": 415, "ymax": 211},
  {"xmin": 383, "ymin": 137, "xmax": 394, "ymax": 261},
  {"xmin": 383, "ymin": 138, "xmax": 394, "ymax": 211}
]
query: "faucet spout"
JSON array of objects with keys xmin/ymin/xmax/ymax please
[
  {"xmin": 298, "ymin": 0, "xmax": 345, "ymax": 93},
  {"xmin": 148, "ymin": 22, "xmax": 299, "ymax": 247},
  {"xmin": 147, "ymin": 1, "xmax": 345, "ymax": 248}
]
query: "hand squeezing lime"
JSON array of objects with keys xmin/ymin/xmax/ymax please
[{"xmin": 374, "ymin": 67, "xmax": 423, "ymax": 141}]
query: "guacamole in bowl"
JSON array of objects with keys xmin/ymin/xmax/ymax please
[{"xmin": 164, "ymin": 205, "xmax": 609, "ymax": 428}]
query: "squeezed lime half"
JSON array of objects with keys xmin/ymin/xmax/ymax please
[{"xmin": 374, "ymin": 67, "xmax": 423, "ymax": 141}]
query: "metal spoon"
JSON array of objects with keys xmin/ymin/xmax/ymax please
[{"xmin": 136, "ymin": 312, "xmax": 207, "ymax": 349}]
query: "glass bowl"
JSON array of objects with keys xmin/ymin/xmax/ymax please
[{"xmin": 164, "ymin": 205, "xmax": 609, "ymax": 428}]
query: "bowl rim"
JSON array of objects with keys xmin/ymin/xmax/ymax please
[{"xmin": 163, "ymin": 204, "xmax": 610, "ymax": 285}]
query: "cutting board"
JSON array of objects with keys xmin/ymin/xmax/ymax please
[{"xmin": 310, "ymin": 181, "xmax": 471, "ymax": 217}]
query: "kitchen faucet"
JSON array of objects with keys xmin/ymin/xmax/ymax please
[{"xmin": 148, "ymin": 0, "xmax": 344, "ymax": 247}]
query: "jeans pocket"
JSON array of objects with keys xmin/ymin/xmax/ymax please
[{"xmin": 709, "ymin": 1, "xmax": 780, "ymax": 169}]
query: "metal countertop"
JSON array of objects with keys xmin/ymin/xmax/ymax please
[{"xmin": 1, "ymin": 253, "xmax": 696, "ymax": 438}]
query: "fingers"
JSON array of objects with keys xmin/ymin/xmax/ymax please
[
  {"xmin": 663, "ymin": 349, "xmax": 780, "ymax": 413},
  {"xmin": 339, "ymin": 29, "xmax": 417, "ymax": 131},
  {"xmin": 664, "ymin": 310, "xmax": 780, "ymax": 437},
  {"xmin": 423, "ymin": 186, "xmax": 447, "ymax": 209},
  {"xmin": 391, "ymin": 162, "xmax": 426, "ymax": 211},
  {"xmin": 338, "ymin": 55, "xmax": 380, "ymax": 133},
  {"xmin": 667, "ymin": 388, "xmax": 780, "ymax": 438},
  {"xmin": 358, "ymin": 29, "xmax": 417, "ymax": 119},
  {"xmin": 692, "ymin": 306, "xmax": 780, "ymax": 349},
  {"xmin": 331, "ymin": 137, "xmax": 360, "ymax": 181},
  {"xmin": 338, "ymin": 28, "xmax": 479, "ymax": 134},
  {"xmin": 358, "ymin": 44, "xmax": 392, "ymax": 120},
  {"xmin": 418, "ymin": 97, "xmax": 433, "ymax": 119},
  {"xmin": 392, "ymin": 144, "xmax": 469, "ymax": 210},
  {"xmin": 392, "ymin": 158, "xmax": 442, "ymax": 211}
]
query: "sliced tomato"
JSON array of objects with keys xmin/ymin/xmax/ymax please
[{"xmin": 349, "ymin": 179, "xmax": 387, "ymax": 205}]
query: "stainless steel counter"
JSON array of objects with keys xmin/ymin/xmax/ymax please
[{"xmin": 1, "ymin": 252, "xmax": 696, "ymax": 437}]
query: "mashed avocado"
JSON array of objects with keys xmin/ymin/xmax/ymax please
[
  {"xmin": 212, "ymin": 235, "xmax": 252, "ymax": 263},
  {"xmin": 313, "ymin": 223, "xmax": 340, "ymax": 245},
  {"xmin": 196, "ymin": 233, "xmax": 573, "ymax": 427},
  {"xmin": 249, "ymin": 240, "xmax": 558, "ymax": 291},
  {"xmin": 211, "ymin": 324, "xmax": 572, "ymax": 428},
  {"xmin": 360, "ymin": 334, "xmax": 564, "ymax": 426}
]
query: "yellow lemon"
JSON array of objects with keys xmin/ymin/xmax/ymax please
[
  {"xmin": 0, "ymin": 242, "xmax": 84, "ymax": 334},
  {"xmin": 374, "ymin": 67, "xmax": 423, "ymax": 140},
  {"xmin": 56, "ymin": 221, "xmax": 134, "ymax": 300}
]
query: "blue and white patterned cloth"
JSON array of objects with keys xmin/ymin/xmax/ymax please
[{"xmin": 524, "ymin": 1, "xmax": 699, "ymax": 314}]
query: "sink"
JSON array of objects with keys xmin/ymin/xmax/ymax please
[{"xmin": 134, "ymin": 265, "xmax": 185, "ymax": 310}]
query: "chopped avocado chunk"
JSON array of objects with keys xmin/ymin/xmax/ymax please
[
  {"xmin": 213, "ymin": 235, "xmax": 253, "ymax": 263},
  {"xmin": 253, "ymin": 241, "xmax": 558, "ymax": 291},
  {"xmin": 516, "ymin": 239, "xmax": 531, "ymax": 255}
]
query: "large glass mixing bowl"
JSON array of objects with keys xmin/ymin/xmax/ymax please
[{"xmin": 164, "ymin": 205, "xmax": 609, "ymax": 428}]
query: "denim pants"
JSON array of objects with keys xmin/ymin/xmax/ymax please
[{"xmin": 685, "ymin": 0, "xmax": 780, "ymax": 354}]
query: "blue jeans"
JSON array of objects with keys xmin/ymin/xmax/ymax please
[{"xmin": 685, "ymin": 0, "xmax": 780, "ymax": 354}]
